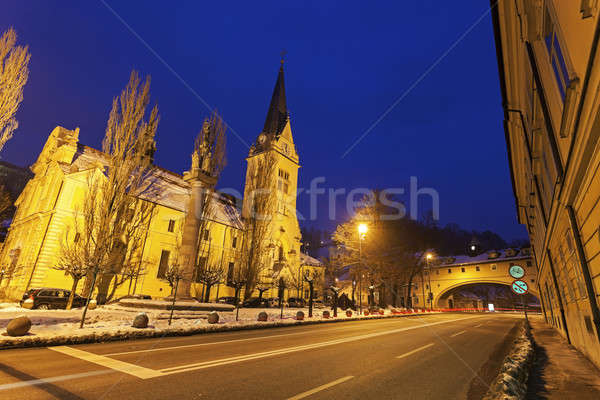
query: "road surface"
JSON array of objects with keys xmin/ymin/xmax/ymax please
[{"xmin": 0, "ymin": 313, "xmax": 522, "ymax": 399}]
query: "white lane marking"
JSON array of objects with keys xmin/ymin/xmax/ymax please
[
  {"xmin": 396, "ymin": 343, "xmax": 434, "ymax": 359},
  {"xmin": 159, "ymin": 316, "xmax": 480, "ymax": 375},
  {"xmin": 49, "ymin": 346, "xmax": 162, "ymax": 379},
  {"xmin": 450, "ymin": 330, "xmax": 467, "ymax": 337},
  {"xmin": 286, "ymin": 376, "xmax": 354, "ymax": 400},
  {"xmin": 104, "ymin": 315, "xmax": 439, "ymax": 356},
  {"xmin": 0, "ymin": 370, "xmax": 111, "ymax": 391}
]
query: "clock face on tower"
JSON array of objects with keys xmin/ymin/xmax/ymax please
[{"xmin": 258, "ymin": 134, "xmax": 266, "ymax": 144}]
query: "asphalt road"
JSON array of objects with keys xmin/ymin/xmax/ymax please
[{"xmin": 0, "ymin": 313, "xmax": 522, "ymax": 400}]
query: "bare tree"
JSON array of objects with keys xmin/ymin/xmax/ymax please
[
  {"xmin": 69, "ymin": 70, "xmax": 159, "ymax": 326},
  {"xmin": 239, "ymin": 153, "xmax": 277, "ymax": 299},
  {"xmin": 0, "ymin": 28, "xmax": 30, "ymax": 153},
  {"xmin": 54, "ymin": 228, "xmax": 94, "ymax": 310},
  {"xmin": 304, "ymin": 269, "xmax": 322, "ymax": 317},
  {"xmin": 195, "ymin": 260, "xmax": 225, "ymax": 302}
]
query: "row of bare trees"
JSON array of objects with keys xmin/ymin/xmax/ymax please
[{"xmin": 331, "ymin": 192, "xmax": 433, "ymax": 309}]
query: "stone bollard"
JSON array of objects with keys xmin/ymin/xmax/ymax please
[
  {"xmin": 207, "ymin": 311, "xmax": 219, "ymax": 324},
  {"xmin": 322, "ymin": 310, "xmax": 330, "ymax": 319},
  {"xmin": 132, "ymin": 312, "xmax": 149, "ymax": 328},
  {"xmin": 346, "ymin": 310, "xmax": 352, "ymax": 317},
  {"xmin": 6, "ymin": 315, "xmax": 32, "ymax": 336},
  {"xmin": 296, "ymin": 311, "xmax": 304, "ymax": 320},
  {"xmin": 257, "ymin": 311, "xmax": 268, "ymax": 321},
  {"xmin": 88, "ymin": 299, "xmax": 97, "ymax": 310}
]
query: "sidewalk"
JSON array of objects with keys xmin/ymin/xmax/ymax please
[{"xmin": 527, "ymin": 316, "xmax": 600, "ymax": 399}]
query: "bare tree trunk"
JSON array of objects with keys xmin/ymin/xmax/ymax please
[{"xmin": 66, "ymin": 277, "xmax": 80, "ymax": 310}]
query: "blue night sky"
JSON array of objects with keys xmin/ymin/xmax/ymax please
[{"xmin": 0, "ymin": 1, "xmax": 528, "ymax": 241}]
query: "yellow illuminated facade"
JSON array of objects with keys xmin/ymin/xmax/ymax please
[
  {"xmin": 493, "ymin": 0, "xmax": 600, "ymax": 367},
  {"xmin": 0, "ymin": 63, "xmax": 323, "ymax": 302}
]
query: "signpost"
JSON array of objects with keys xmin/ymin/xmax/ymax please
[
  {"xmin": 509, "ymin": 265, "xmax": 525, "ymax": 279},
  {"xmin": 511, "ymin": 279, "xmax": 528, "ymax": 295},
  {"xmin": 509, "ymin": 265, "xmax": 528, "ymax": 321}
]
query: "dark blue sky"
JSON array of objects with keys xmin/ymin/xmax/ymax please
[{"xmin": 0, "ymin": 1, "xmax": 528, "ymax": 241}]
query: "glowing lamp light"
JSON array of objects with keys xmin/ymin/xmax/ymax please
[
  {"xmin": 426, "ymin": 253, "xmax": 433, "ymax": 260},
  {"xmin": 358, "ymin": 223, "xmax": 368, "ymax": 235}
]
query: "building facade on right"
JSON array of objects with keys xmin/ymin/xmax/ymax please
[{"xmin": 492, "ymin": 0, "xmax": 600, "ymax": 366}]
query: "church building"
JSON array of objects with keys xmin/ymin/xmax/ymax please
[{"xmin": 0, "ymin": 62, "xmax": 323, "ymax": 303}]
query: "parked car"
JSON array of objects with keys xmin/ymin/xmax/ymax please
[
  {"xmin": 217, "ymin": 296, "xmax": 238, "ymax": 305},
  {"xmin": 242, "ymin": 297, "xmax": 269, "ymax": 308},
  {"xmin": 288, "ymin": 297, "xmax": 306, "ymax": 308},
  {"xmin": 20, "ymin": 288, "xmax": 86, "ymax": 310},
  {"xmin": 311, "ymin": 300, "xmax": 325, "ymax": 309},
  {"xmin": 267, "ymin": 297, "xmax": 288, "ymax": 308}
]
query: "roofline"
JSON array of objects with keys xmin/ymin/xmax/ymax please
[{"xmin": 435, "ymin": 254, "xmax": 531, "ymax": 268}]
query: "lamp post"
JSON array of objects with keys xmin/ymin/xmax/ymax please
[
  {"xmin": 425, "ymin": 253, "xmax": 434, "ymax": 311},
  {"xmin": 358, "ymin": 223, "xmax": 368, "ymax": 314}
]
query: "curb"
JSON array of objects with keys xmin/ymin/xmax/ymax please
[
  {"xmin": 0, "ymin": 311, "xmax": 443, "ymax": 350},
  {"xmin": 483, "ymin": 321, "xmax": 534, "ymax": 400}
]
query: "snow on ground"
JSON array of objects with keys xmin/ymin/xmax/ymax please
[{"xmin": 0, "ymin": 302, "xmax": 435, "ymax": 348}]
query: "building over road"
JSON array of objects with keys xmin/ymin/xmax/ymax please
[{"xmin": 492, "ymin": 0, "xmax": 600, "ymax": 367}]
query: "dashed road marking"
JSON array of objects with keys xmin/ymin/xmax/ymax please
[
  {"xmin": 396, "ymin": 343, "xmax": 434, "ymax": 359},
  {"xmin": 450, "ymin": 330, "xmax": 467, "ymax": 337},
  {"xmin": 286, "ymin": 376, "xmax": 354, "ymax": 400}
]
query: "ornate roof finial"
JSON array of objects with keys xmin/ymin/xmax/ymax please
[{"xmin": 280, "ymin": 49, "xmax": 287, "ymax": 66}]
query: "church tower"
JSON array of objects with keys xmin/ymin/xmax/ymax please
[{"xmin": 242, "ymin": 59, "xmax": 302, "ymax": 277}]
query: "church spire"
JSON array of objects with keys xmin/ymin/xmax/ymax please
[{"xmin": 261, "ymin": 58, "xmax": 288, "ymax": 138}]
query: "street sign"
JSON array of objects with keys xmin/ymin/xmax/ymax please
[
  {"xmin": 509, "ymin": 265, "xmax": 525, "ymax": 279},
  {"xmin": 511, "ymin": 279, "xmax": 528, "ymax": 295}
]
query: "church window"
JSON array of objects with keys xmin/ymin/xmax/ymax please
[
  {"xmin": 157, "ymin": 250, "xmax": 170, "ymax": 279},
  {"xmin": 168, "ymin": 219, "xmax": 175, "ymax": 232},
  {"xmin": 227, "ymin": 262, "xmax": 235, "ymax": 286},
  {"xmin": 232, "ymin": 236, "xmax": 237, "ymax": 248},
  {"xmin": 203, "ymin": 229, "xmax": 210, "ymax": 241}
]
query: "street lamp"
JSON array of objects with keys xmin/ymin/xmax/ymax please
[
  {"xmin": 425, "ymin": 253, "xmax": 434, "ymax": 311},
  {"xmin": 357, "ymin": 223, "xmax": 368, "ymax": 314}
]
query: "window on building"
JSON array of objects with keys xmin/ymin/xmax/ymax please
[
  {"xmin": 526, "ymin": 261, "xmax": 532, "ymax": 267},
  {"xmin": 203, "ymin": 229, "xmax": 209, "ymax": 241},
  {"xmin": 168, "ymin": 219, "xmax": 175, "ymax": 233},
  {"xmin": 232, "ymin": 236, "xmax": 237, "ymax": 248},
  {"xmin": 436, "ymin": 270, "xmax": 439, "ymax": 275},
  {"xmin": 461, "ymin": 267, "xmax": 466, "ymax": 273},
  {"xmin": 227, "ymin": 262, "xmax": 235, "ymax": 286},
  {"xmin": 195, "ymin": 257, "xmax": 207, "ymax": 283},
  {"xmin": 476, "ymin": 266, "xmax": 480, "ymax": 271},
  {"xmin": 304, "ymin": 290, "xmax": 309, "ymax": 299},
  {"xmin": 157, "ymin": 250, "xmax": 170, "ymax": 279},
  {"xmin": 491, "ymin": 264, "xmax": 497, "ymax": 271},
  {"xmin": 448, "ymin": 269, "xmax": 452, "ymax": 274},
  {"xmin": 74, "ymin": 232, "xmax": 80, "ymax": 243},
  {"xmin": 542, "ymin": 3, "xmax": 571, "ymax": 100}
]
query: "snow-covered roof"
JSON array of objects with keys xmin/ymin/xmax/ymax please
[
  {"xmin": 66, "ymin": 144, "xmax": 244, "ymax": 230},
  {"xmin": 435, "ymin": 248, "xmax": 531, "ymax": 268},
  {"xmin": 300, "ymin": 252, "xmax": 323, "ymax": 267}
]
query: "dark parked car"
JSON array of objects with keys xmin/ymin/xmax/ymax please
[
  {"xmin": 242, "ymin": 297, "xmax": 269, "ymax": 308},
  {"xmin": 288, "ymin": 297, "xmax": 306, "ymax": 308},
  {"xmin": 217, "ymin": 296, "xmax": 238, "ymax": 305},
  {"xmin": 20, "ymin": 288, "xmax": 86, "ymax": 310}
]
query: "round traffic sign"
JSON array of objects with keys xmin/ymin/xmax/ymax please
[
  {"xmin": 511, "ymin": 279, "xmax": 528, "ymax": 295},
  {"xmin": 509, "ymin": 265, "xmax": 525, "ymax": 279}
]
